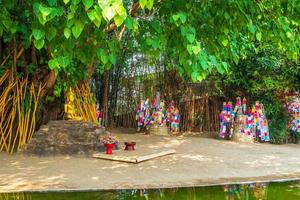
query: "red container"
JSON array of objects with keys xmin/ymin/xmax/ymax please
[
  {"xmin": 124, "ymin": 142, "xmax": 136, "ymax": 151},
  {"xmin": 105, "ymin": 143, "xmax": 115, "ymax": 154}
]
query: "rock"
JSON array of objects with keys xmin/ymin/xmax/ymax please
[{"xmin": 23, "ymin": 120, "xmax": 105, "ymax": 156}]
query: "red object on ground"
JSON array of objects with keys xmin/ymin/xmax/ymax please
[
  {"xmin": 124, "ymin": 142, "xmax": 136, "ymax": 151},
  {"xmin": 105, "ymin": 143, "xmax": 115, "ymax": 154}
]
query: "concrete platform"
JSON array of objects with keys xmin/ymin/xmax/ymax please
[
  {"xmin": 1, "ymin": 132, "xmax": 300, "ymax": 193},
  {"xmin": 93, "ymin": 149, "xmax": 176, "ymax": 163}
]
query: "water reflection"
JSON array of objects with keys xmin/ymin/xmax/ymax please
[
  {"xmin": 224, "ymin": 183, "xmax": 268, "ymax": 200},
  {"xmin": 1, "ymin": 181, "xmax": 300, "ymax": 200}
]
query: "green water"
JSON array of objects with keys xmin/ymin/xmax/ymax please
[{"xmin": 1, "ymin": 181, "xmax": 300, "ymax": 200}]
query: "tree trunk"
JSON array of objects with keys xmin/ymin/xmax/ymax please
[
  {"xmin": 102, "ymin": 70, "xmax": 109, "ymax": 127},
  {"xmin": 31, "ymin": 44, "xmax": 37, "ymax": 66}
]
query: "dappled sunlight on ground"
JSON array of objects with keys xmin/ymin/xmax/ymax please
[
  {"xmin": 179, "ymin": 154, "xmax": 212, "ymax": 162},
  {"xmin": 101, "ymin": 163, "xmax": 130, "ymax": 170},
  {"xmin": 2, "ymin": 132, "xmax": 300, "ymax": 192},
  {"xmin": 0, "ymin": 173, "xmax": 67, "ymax": 192}
]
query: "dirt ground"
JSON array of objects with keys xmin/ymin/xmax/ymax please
[{"xmin": 1, "ymin": 129, "xmax": 300, "ymax": 193}]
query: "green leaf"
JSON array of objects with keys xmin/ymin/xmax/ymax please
[
  {"xmin": 179, "ymin": 12, "xmax": 187, "ymax": 24},
  {"xmin": 132, "ymin": 20, "xmax": 139, "ymax": 32},
  {"xmin": 209, "ymin": 55, "xmax": 217, "ymax": 66},
  {"xmin": 2, "ymin": 19, "xmax": 12, "ymax": 30},
  {"xmin": 186, "ymin": 33, "xmax": 195, "ymax": 43},
  {"xmin": 68, "ymin": 12, "xmax": 74, "ymax": 20},
  {"xmin": 172, "ymin": 14, "xmax": 180, "ymax": 22},
  {"xmin": 32, "ymin": 28, "xmax": 45, "ymax": 40},
  {"xmin": 140, "ymin": 0, "xmax": 147, "ymax": 9},
  {"xmin": 63, "ymin": 0, "xmax": 70, "ymax": 4},
  {"xmin": 102, "ymin": 6, "xmax": 115, "ymax": 21},
  {"xmin": 180, "ymin": 26, "xmax": 187, "ymax": 36},
  {"xmin": 72, "ymin": 21, "xmax": 84, "ymax": 39},
  {"xmin": 223, "ymin": 28, "xmax": 229, "ymax": 35},
  {"xmin": 222, "ymin": 61, "xmax": 229, "ymax": 72},
  {"xmin": 216, "ymin": 63, "xmax": 225, "ymax": 74},
  {"xmin": 82, "ymin": 0, "xmax": 93, "ymax": 9},
  {"xmin": 72, "ymin": 0, "xmax": 81, "ymax": 5},
  {"xmin": 47, "ymin": 0, "xmax": 57, "ymax": 6},
  {"xmin": 67, "ymin": 18, "xmax": 75, "ymax": 28},
  {"xmin": 125, "ymin": 18, "xmax": 133, "ymax": 29},
  {"xmin": 150, "ymin": 20, "xmax": 161, "ymax": 33},
  {"xmin": 192, "ymin": 45, "xmax": 200, "ymax": 55},
  {"xmin": 115, "ymin": 3, "xmax": 126, "ymax": 16},
  {"xmin": 48, "ymin": 58, "xmax": 59, "ymax": 69},
  {"xmin": 64, "ymin": 28, "xmax": 71, "ymax": 39},
  {"xmin": 197, "ymin": 74, "xmax": 204, "ymax": 82},
  {"xmin": 192, "ymin": 63, "xmax": 198, "ymax": 71},
  {"xmin": 57, "ymin": 56, "xmax": 70, "ymax": 69},
  {"xmin": 114, "ymin": 14, "xmax": 126, "ymax": 27},
  {"xmin": 249, "ymin": 24, "xmax": 255, "ymax": 34},
  {"xmin": 146, "ymin": 0, "xmax": 154, "ymax": 10},
  {"xmin": 93, "ymin": 5, "xmax": 102, "ymax": 27},
  {"xmin": 87, "ymin": 8, "xmax": 102, "ymax": 27},
  {"xmin": 200, "ymin": 60, "xmax": 208, "ymax": 70},
  {"xmin": 34, "ymin": 39, "xmax": 45, "ymax": 50},
  {"xmin": 222, "ymin": 39, "xmax": 229, "ymax": 47},
  {"xmin": 113, "ymin": 3, "xmax": 127, "ymax": 26},
  {"xmin": 39, "ymin": 5, "xmax": 52, "ymax": 19},
  {"xmin": 46, "ymin": 27, "xmax": 57, "ymax": 41},
  {"xmin": 101, "ymin": 55, "xmax": 108, "ymax": 64},
  {"xmin": 93, "ymin": 17, "xmax": 102, "ymax": 27},
  {"xmin": 151, "ymin": 39, "xmax": 160, "ymax": 49},
  {"xmin": 191, "ymin": 71, "xmax": 198, "ymax": 82},
  {"xmin": 97, "ymin": 49, "xmax": 108, "ymax": 64},
  {"xmin": 87, "ymin": 9, "xmax": 96, "ymax": 21},
  {"xmin": 109, "ymin": 54, "xmax": 117, "ymax": 65},
  {"xmin": 256, "ymin": 32, "xmax": 262, "ymax": 41},
  {"xmin": 187, "ymin": 44, "xmax": 193, "ymax": 55},
  {"xmin": 146, "ymin": 38, "xmax": 152, "ymax": 46},
  {"xmin": 77, "ymin": 51, "xmax": 87, "ymax": 63}
]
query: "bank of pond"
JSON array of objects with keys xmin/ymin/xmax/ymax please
[{"xmin": 1, "ymin": 181, "xmax": 300, "ymax": 200}]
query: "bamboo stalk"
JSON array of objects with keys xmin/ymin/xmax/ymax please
[
  {"xmin": 28, "ymin": 83, "xmax": 42, "ymax": 142},
  {"xmin": 0, "ymin": 70, "xmax": 42, "ymax": 153}
]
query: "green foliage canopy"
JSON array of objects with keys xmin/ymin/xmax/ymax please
[{"xmin": 0, "ymin": 0, "xmax": 300, "ymax": 84}]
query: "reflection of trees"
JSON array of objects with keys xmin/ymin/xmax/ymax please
[
  {"xmin": 224, "ymin": 183, "xmax": 268, "ymax": 200},
  {"xmin": 0, "ymin": 193, "xmax": 32, "ymax": 200},
  {"xmin": 3, "ymin": 182, "xmax": 300, "ymax": 200},
  {"xmin": 0, "ymin": 192, "xmax": 117, "ymax": 200}
]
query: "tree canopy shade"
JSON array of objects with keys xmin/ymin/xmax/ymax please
[{"xmin": 0, "ymin": 0, "xmax": 300, "ymax": 87}]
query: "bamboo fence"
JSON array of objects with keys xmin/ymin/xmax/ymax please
[{"xmin": 114, "ymin": 96, "xmax": 222, "ymax": 132}]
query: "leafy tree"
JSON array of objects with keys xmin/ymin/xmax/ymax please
[
  {"xmin": 133, "ymin": 0, "xmax": 300, "ymax": 82},
  {"xmin": 0, "ymin": 0, "xmax": 299, "ymax": 131},
  {"xmin": 1, "ymin": 0, "xmax": 299, "ymax": 89}
]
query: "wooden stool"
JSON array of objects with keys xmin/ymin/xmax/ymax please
[{"xmin": 124, "ymin": 142, "xmax": 136, "ymax": 150}]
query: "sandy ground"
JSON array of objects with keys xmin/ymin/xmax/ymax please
[{"xmin": 1, "ymin": 130, "xmax": 300, "ymax": 193}]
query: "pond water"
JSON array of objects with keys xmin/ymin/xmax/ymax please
[{"xmin": 1, "ymin": 181, "xmax": 300, "ymax": 200}]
